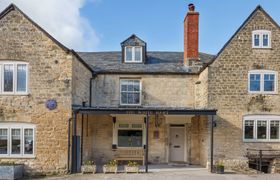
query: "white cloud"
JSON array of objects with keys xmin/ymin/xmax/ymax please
[{"xmin": 0, "ymin": 0, "xmax": 99, "ymax": 51}]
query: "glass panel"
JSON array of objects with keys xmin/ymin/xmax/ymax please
[
  {"xmin": 11, "ymin": 129, "xmax": 21, "ymax": 154},
  {"xmin": 133, "ymin": 92, "xmax": 140, "ymax": 104},
  {"xmin": 17, "ymin": 64, "xmax": 27, "ymax": 92},
  {"xmin": 4, "ymin": 64, "xmax": 14, "ymax": 92},
  {"xmin": 121, "ymin": 92, "xmax": 128, "ymax": 104},
  {"xmin": 264, "ymin": 74, "xmax": 275, "ymax": 92},
  {"xmin": 250, "ymin": 74, "xmax": 261, "ymax": 91},
  {"xmin": 0, "ymin": 129, "xmax": 8, "ymax": 154},
  {"xmin": 244, "ymin": 120, "xmax": 254, "ymax": 139},
  {"xmin": 257, "ymin": 121, "xmax": 267, "ymax": 139},
  {"xmin": 125, "ymin": 47, "xmax": 133, "ymax": 61},
  {"xmin": 263, "ymin": 34, "xmax": 269, "ymax": 47},
  {"xmin": 134, "ymin": 47, "xmax": 142, "ymax": 62},
  {"xmin": 119, "ymin": 124, "xmax": 129, "ymax": 128},
  {"xmin": 118, "ymin": 130, "xmax": 142, "ymax": 147},
  {"xmin": 131, "ymin": 124, "xmax": 142, "ymax": 129},
  {"xmin": 254, "ymin": 34, "xmax": 260, "ymax": 46},
  {"xmin": 270, "ymin": 121, "xmax": 279, "ymax": 140},
  {"xmin": 24, "ymin": 129, "xmax": 33, "ymax": 154}
]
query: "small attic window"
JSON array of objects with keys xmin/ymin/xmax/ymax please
[
  {"xmin": 252, "ymin": 30, "xmax": 271, "ymax": 48},
  {"xmin": 125, "ymin": 46, "xmax": 142, "ymax": 63}
]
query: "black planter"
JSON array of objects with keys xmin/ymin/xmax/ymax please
[{"xmin": 216, "ymin": 166, "xmax": 224, "ymax": 174}]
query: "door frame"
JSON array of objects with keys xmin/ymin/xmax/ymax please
[{"xmin": 168, "ymin": 124, "xmax": 187, "ymax": 163}]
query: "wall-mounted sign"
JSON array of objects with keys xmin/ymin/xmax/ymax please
[{"xmin": 45, "ymin": 99, "xmax": 57, "ymax": 110}]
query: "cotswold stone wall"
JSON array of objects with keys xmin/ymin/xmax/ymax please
[
  {"xmin": 72, "ymin": 56, "xmax": 92, "ymax": 106},
  {"xmin": 195, "ymin": 67, "xmax": 209, "ymax": 108},
  {"xmin": 91, "ymin": 74, "xmax": 197, "ymax": 107},
  {"xmin": 0, "ymin": 8, "xmax": 91, "ymax": 175},
  {"xmin": 207, "ymin": 9, "xmax": 280, "ymax": 168}
]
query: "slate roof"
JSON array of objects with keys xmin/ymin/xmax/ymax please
[{"xmin": 78, "ymin": 51, "xmax": 215, "ymax": 74}]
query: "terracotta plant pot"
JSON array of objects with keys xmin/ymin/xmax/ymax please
[
  {"xmin": 81, "ymin": 165, "xmax": 97, "ymax": 174},
  {"xmin": 125, "ymin": 165, "xmax": 139, "ymax": 173},
  {"xmin": 103, "ymin": 165, "xmax": 118, "ymax": 174}
]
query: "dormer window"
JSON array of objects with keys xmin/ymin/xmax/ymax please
[
  {"xmin": 252, "ymin": 30, "xmax": 271, "ymax": 48},
  {"xmin": 125, "ymin": 46, "xmax": 142, "ymax": 63},
  {"xmin": 121, "ymin": 34, "xmax": 146, "ymax": 63}
]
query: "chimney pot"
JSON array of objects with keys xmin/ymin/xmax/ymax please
[{"xmin": 188, "ymin": 3, "xmax": 195, "ymax": 12}]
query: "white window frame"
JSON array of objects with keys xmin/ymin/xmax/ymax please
[
  {"xmin": 0, "ymin": 61, "xmax": 29, "ymax": 95},
  {"xmin": 124, "ymin": 46, "xmax": 143, "ymax": 63},
  {"xmin": 0, "ymin": 123, "xmax": 35, "ymax": 158},
  {"xmin": 115, "ymin": 120, "xmax": 145, "ymax": 148},
  {"xmin": 243, "ymin": 115, "xmax": 280, "ymax": 142},
  {"xmin": 252, "ymin": 30, "xmax": 271, "ymax": 48},
  {"xmin": 120, "ymin": 79, "xmax": 141, "ymax": 106},
  {"xmin": 248, "ymin": 70, "xmax": 277, "ymax": 94}
]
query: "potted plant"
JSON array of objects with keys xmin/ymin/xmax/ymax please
[
  {"xmin": 81, "ymin": 160, "xmax": 96, "ymax": 174},
  {"xmin": 103, "ymin": 160, "xmax": 118, "ymax": 174},
  {"xmin": 215, "ymin": 160, "xmax": 225, "ymax": 174},
  {"xmin": 125, "ymin": 161, "xmax": 140, "ymax": 173},
  {"xmin": 0, "ymin": 161, "xmax": 24, "ymax": 180}
]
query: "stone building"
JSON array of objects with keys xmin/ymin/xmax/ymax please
[{"xmin": 0, "ymin": 2, "xmax": 280, "ymax": 176}]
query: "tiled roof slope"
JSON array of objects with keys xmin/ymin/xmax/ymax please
[{"xmin": 78, "ymin": 51, "xmax": 215, "ymax": 74}]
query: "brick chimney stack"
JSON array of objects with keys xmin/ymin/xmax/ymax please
[{"xmin": 184, "ymin": 3, "xmax": 199, "ymax": 65}]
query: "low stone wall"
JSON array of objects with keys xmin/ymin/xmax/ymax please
[{"xmin": 269, "ymin": 158, "xmax": 280, "ymax": 174}]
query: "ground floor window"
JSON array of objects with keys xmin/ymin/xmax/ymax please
[
  {"xmin": 0, "ymin": 123, "xmax": 35, "ymax": 157},
  {"xmin": 116, "ymin": 123, "xmax": 143, "ymax": 148},
  {"xmin": 243, "ymin": 115, "xmax": 280, "ymax": 142}
]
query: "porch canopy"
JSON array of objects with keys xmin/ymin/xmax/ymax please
[{"xmin": 70, "ymin": 106, "xmax": 217, "ymax": 173}]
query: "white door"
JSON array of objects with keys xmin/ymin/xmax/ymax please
[{"xmin": 169, "ymin": 126, "xmax": 185, "ymax": 162}]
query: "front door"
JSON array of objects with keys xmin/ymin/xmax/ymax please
[{"xmin": 169, "ymin": 126, "xmax": 185, "ymax": 162}]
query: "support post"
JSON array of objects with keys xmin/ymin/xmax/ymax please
[
  {"xmin": 71, "ymin": 111, "xmax": 78, "ymax": 173},
  {"xmin": 145, "ymin": 113, "xmax": 149, "ymax": 173},
  {"xmin": 259, "ymin": 150, "xmax": 262, "ymax": 173},
  {"xmin": 210, "ymin": 115, "xmax": 214, "ymax": 173}
]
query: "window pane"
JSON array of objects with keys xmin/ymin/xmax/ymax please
[
  {"xmin": 264, "ymin": 74, "xmax": 275, "ymax": 92},
  {"xmin": 11, "ymin": 129, "xmax": 21, "ymax": 154},
  {"xmin": 121, "ymin": 92, "xmax": 128, "ymax": 104},
  {"xmin": 131, "ymin": 124, "xmax": 142, "ymax": 129},
  {"xmin": 119, "ymin": 124, "xmax": 129, "ymax": 128},
  {"xmin": 250, "ymin": 74, "xmax": 260, "ymax": 91},
  {"xmin": 0, "ymin": 129, "xmax": 8, "ymax": 154},
  {"xmin": 118, "ymin": 130, "xmax": 142, "ymax": 147},
  {"xmin": 244, "ymin": 120, "xmax": 254, "ymax": 139},
  {"xmin": 134, "ymin": 47, "xmax": 142, "ymax": 62},
  {"xmin": 257, "ymin": 121, "xmax": 267, "ymax": 139},
  {"xmin": 125, "ymin": 47, "xmax": 132, "ymax": 61},
  {"xmin": 133, "ymin": 92, "xmax": 140, "ymax": 104},
  {"xmin": 254, "ymin": 34, "xmax": 260, "ymax": 46},
  {"xmin": 263, "ymin": 34, "xmax": 269, "ymax": 47},
  {"xmin": 4, "ymin": 64, "xmax": 14, "ymax": 92},
  {"xmin": 270, "ymin": 121, "xmax": 279, "ymax": 140},
  {"xmin": 24, "ymin": 129, "xmax": 33, "ymax": 154},
  {"xmin": 17, "ymin": 64, "xmax": 27, "ymax": 92}
]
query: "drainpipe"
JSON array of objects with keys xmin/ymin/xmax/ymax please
[
  {"xmin": 81, "ymin": 102, "xmax": 86, "ymax": 166},
  {"xmin": 67, "ymin": 117, "xmax": 72, "ymax": 173}
]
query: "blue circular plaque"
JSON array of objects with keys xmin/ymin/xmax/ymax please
[{"xmin": 45, "ymin": 99, "xmax": 57, "ymax": 110}]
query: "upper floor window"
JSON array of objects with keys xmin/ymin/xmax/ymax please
[
  {"xmin": 0, "ymin": 61, "xmax": 28, "ymax": 94},
  {"xmin": 243, "ymin": 115, "xmax": 280, "ymax": 142},
  {"xmin": 248, "ymin": 70, "xmax": 277, "ymax": 94},
  {"xmin": 125, "ymin": 47, "xmax": 142, "ymax": 63},
  {"xmin": 252, "ymin": 30, "xmax": 271, "ymax": 48},
  {"xmin": 120, "ymin": 79, "xmax": 141, "ymax": 106},
  {"xmin": 0, "ymin": 123, "xmax": 35, "ymax": 157}
]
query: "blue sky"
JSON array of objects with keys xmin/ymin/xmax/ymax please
[{"xmin": 81, "ymin": 0, "xmax": 280, "ymax": 54}]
